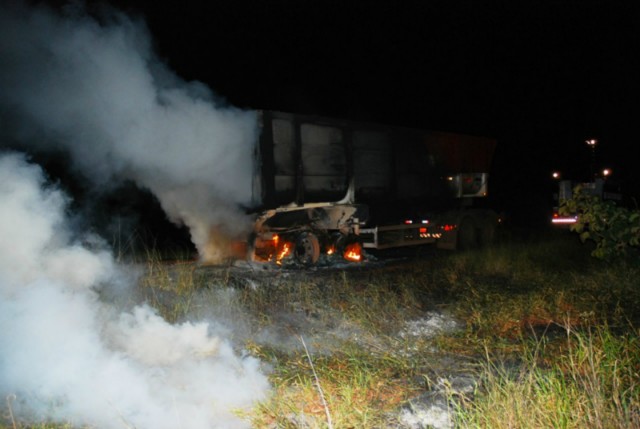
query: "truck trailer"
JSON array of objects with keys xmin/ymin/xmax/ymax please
[{"xmin": 248, "ymin": 110, "xmax": 498, "ymax": 265}]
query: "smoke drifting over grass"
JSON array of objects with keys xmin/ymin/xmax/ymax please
[
  {"xmin": 0, "ymin": 1, "xmax": 259, "ymax": 262},
  {"xmin": 0, "ymin": 152, "xmax": 269, "ymax": 428}
]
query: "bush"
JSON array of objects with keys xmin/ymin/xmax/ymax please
[{"xmin": 560, "ymin": 186, "xmax": 640, "ymax": 260}]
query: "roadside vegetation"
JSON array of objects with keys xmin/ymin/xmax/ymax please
[
  {"xmin": 3, "ymin": 228, "xmax": 639, "ymax": 428},
  {"xmin": 561, "ymin": 184, "xmax": 640, "ymax": 261}
]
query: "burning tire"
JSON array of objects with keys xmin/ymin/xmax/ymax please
[{"xmin": 295, "ymin": 232, "xmax": 321, "ymax": 265}]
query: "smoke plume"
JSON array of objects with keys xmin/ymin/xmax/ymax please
[
  {"xmin": 0, "ymin": 152, "xmax": 269, "ymax": 428},
  {"xmin": 0, "ymin": 1, "xmax": 259, "ymax": 262}
]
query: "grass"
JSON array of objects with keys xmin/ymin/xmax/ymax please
[
  {"xmin": 431, "ymin": 230, "xmax": 640, "ymax": 428},
  {"xmin": 3, "ymin": 227, "xmax": 640, "ymax": 428},
  {"xmin": 249, "ymin": 342, "xmax": 420, "ymax": 428},
  {"xmin": 453, "ymin": 325, "xmax": 640, "ymax": 428}
]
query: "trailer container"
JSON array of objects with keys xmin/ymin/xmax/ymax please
[{"xmin": 249, "ymin": 111, "xmax": 498, "ymax": 264}]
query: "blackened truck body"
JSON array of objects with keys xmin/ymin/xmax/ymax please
[{"xmin": 249, "ymin": 110, "xmax": 498, "ymax": 264}]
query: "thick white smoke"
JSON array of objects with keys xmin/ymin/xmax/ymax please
[
  {"xmin": 0, "ymin": 152, "xmax": 269, "ymax": 428},
  {"xmin": 0, "ymin": 1, "xmax": 259, "ymax": 262}
]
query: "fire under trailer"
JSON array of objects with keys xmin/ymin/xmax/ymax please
[{"xmin": 249, "ymin": 110, "xmax": 498, "ymax": 265}]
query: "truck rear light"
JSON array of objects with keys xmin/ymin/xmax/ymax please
[{"xmin": 551, "ymin": 216, "xmax": 578, "ymax": 225}]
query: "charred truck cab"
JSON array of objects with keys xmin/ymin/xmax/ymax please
[{"xmin": 249, "ymin": 111, "xmax": 498, "ymax": 265}]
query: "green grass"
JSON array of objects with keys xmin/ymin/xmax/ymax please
[
  {"xmin": 4, "ymin": 228, "xmax": 640, "ymax": 428},
  {"xmin": 453, "ymin": 325, "xmax": 640, "ymax": 428},
  {"xmin": 427, "ymin": 231, "xmax": 640, "ymax": 428},
  {"xmin": 249, "ymin": 342, "xmax": 421, "ymax": 428}
]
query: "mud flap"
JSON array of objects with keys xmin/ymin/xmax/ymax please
[
  {"xmin": 456, "ymin": 218, "xmax": 477, "ymax": 250},
  {"xmin": 436, "ymin": 229, "xmax": 457, "ymax": 250}
]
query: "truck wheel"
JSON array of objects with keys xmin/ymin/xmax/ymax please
[
  {"xmin": 457, "ymin": 218, "xmax": 477, "ymax": 250},
  {"xmin": 477, "ymin": 222, "xmax": 496, "ymax": 247},
  {"xmin": 295, "ymin": 232, "xmax": 321, "ymax": 265},
  {"xmin": 476, "ymin": 213, "xmax": 498, "ymax": 247}
]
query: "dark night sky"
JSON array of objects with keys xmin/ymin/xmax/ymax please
[
  {"xmin": 36, "ymin": 1, "xmax": 640, "ymax": 224},
  {"xmin": 108, "ymin": 1, "xmax": 638, "ymax": 219}
]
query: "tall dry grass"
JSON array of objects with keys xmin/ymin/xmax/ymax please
[{"xmin": 453, "ymin": 324, "xmax": 640, "ymax": 428}]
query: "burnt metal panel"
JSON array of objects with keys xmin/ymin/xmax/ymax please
[
  {"xmin": 272, "ymin": 117, "xmax": 296, "ymax": 203},
  {"xmin": 299, "ymin": 122, "xmax": 348, "ymax": 201},
  {"xmin": 352, "ymin": 129, "xmax": 393, "ymax": 200},
  {"xmin": 258, "ymin": 111, "xmax": 276, "ymax": 207},
  {"xmin": 257, "ymin": 110, "xmax": 496, "ymax": 210}
]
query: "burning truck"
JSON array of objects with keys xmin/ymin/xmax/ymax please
[{"xmin": 246, "ymin": 110, "xmax": 498, "ymax": 265}]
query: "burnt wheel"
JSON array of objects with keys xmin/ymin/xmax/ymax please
[
  {"xmin": 457, "ymin": 218, "xmax": 477, "ymax": 250},
  {"xmin": 295, "ymin": 232, "xmax": 321, "ymax": 265},
  {"xmin": 330, "ymin": 232, "xmax": 347, "ymax": 254},
  {"xmin": 477, "ymin": 221, "xmax": 496, "ymax": 247}
]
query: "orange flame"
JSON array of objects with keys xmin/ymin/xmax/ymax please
[
  {"xmin": 343, "ymin": 243, "xmax": 362, "ymax": 262},
  {"xmin": 326, "ymin": 246, "xmax": 336, "ymax": 255},
  {"xmin": 276, "ymin": 242, "xmax": 291, "ymax": 264},
  {"xmin": 253, "ymin": 233, "xmax": 292, "ymax": 263}
]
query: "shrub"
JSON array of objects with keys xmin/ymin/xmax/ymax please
[{"xmin": 560, "ymin": 185, "xmax": 640, "ymax": 260}]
